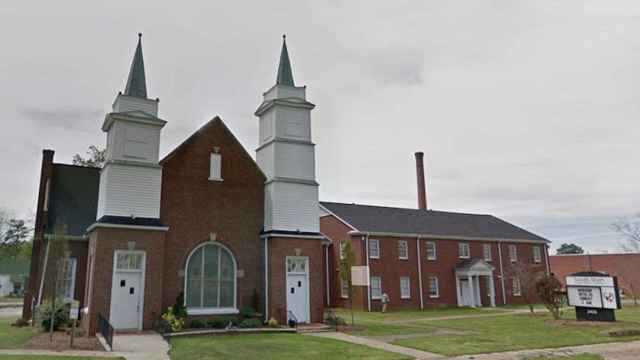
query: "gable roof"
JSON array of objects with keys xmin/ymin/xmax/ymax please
[
  {"xmin": 320, "ymin": 202, "xmax": 549, "ymax": 243},
  {"xmin": 47, "ymin": 164, "xmax": 100, "ymax": 237},
  {"xmin": 160, "ymin": 116, "xmax": 266, "ymax": 180}
]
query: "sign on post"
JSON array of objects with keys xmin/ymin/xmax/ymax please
[
  {"xmin": 566, "ymin": 272, "xmax": 621, "ymax": 322},
  {"xmin": 69, "ymin": 300, "xmax": 80, "ymax": 320},
  {"xmin": 351, "ymin": 266, "xmax": 370, "ymax": 286}
]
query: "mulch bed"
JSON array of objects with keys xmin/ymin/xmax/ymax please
[{"xmin": 24, "ymin": 331, "xmax": 104, "ymax": 351}]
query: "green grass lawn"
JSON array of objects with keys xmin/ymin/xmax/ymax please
[
  {"xmin": 334, "ymin": 306, "xmax": 640, "ymax": 356},
  {"xmin": 169, "ymin": 333, "xmax": 409, "ymax": 360},
  {"xmin": 0, "ymin": 318, "xmax": 37, "ymax": 349},
  {"xmin": 0, "ymin": 356, "xmax": 122, "ymax": 360}
]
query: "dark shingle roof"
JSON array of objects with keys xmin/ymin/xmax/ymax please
[
  {"xmin": 47, "ymin": 164, "xmax": 100, "ymax": 237},
  {"xmin": 320, "ymin": 202, "xmax": 548, "ymax": 243}
]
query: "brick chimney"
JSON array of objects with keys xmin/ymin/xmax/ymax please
[{"xmin": 415, "ymin": 152, "xmax": 427, "ymax": 210}]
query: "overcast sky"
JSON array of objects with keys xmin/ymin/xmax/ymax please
[{"xmin": 1, "ymin": 1, "xmax": 638, "ymax": 253}]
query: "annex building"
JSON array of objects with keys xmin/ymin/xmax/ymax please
[{"xmin": 24, "ymin": 34, "xmax": 550, "ymax": 334}]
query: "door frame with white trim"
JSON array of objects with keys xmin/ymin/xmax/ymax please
[
  {"xmin": 109, "ymin": 250, "xmax": 146, "ymax": 330},
  {"xmin": 285, "ymin": 256, "xmax": 310, "ymax": 323}
]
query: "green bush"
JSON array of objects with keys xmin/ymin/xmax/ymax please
[
  {"xmin": 324, "ymin": 312, "xmax": 346, "ymax": 326},
  {"xmin": 38, "ymin": 300, "xmax": 69, "ymax": 331},
  {"xmin": 172, "ymin": 293, "xmax": 187, "ymax": 319},
  {"xmin": 240, "ymin": 306, "xmax": 257, "ymax": 319},
  {"xmin": 161, "ymin": 306, "xmax": 184, "ymax": 332},
  {"xmin": 238, "ymin": 318, "xmax": 263, "ymax": 329},
  {"xmin": 190, "ymin": 319, "xmax": 207, "ymax": 329},
  {"xmin": 206, "ymin": 316, "xmax": 238, "ymax": 329}
]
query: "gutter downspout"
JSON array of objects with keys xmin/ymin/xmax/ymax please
[
  {"xmin": 325, "ymin": 245, "xmax": 330, "ymax": 307},
  {"xmin": 365, "ymin": 234, "xmax": 371, "ymax": 312},
  {"xmin": 264, "ymin": 237, "xmax": 269, "ymax": 321},
  {"xmin": 498, "ymin": 242, "xmax": 506, "ymax": 305},
  {"xmin": 417, "ymin": 236, "xmax": 424, "ymax": 309},
  {"xmin": 37, "ymin": 239, "xmax": 51, "ymax": 305}
]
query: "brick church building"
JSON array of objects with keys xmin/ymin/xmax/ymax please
[{"xmin": 24, "ymin": 34, "xmax": 550, "ymax": 334}]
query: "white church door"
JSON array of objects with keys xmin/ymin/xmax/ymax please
[
  {"xmin": 459, "ymin": 278, "xmax": 473, "ymax": 307},
  {"xmin": 109, "ymin": 251, "xmax": 145, "ymax": 330},
  {"xmin": 286, "ymin": 257, "xmax": 310, "ymax": 324}
]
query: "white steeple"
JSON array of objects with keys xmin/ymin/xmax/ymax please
[
  {"xmin": 96, "ymin": 34, "xmax": 166, "ymax": 221},
  {"xmin": 255, "ymin": 36, "xmax": 319, "ymax": 233}
]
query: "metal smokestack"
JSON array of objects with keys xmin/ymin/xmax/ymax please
[{"xmin": 415, "ymin": 152, "xmax": 427, "ymax": 210}]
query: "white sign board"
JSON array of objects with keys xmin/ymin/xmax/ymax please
[
  {"xmin": 351, "ymin": 266, "xmax": 370, "ymax": 286},
  {"xmin": 566, "ymin": 275, "xmax": 619, "ymax": 309},
  {"xmin": 566, "ymin": 276, "xmax": 614, "ymax": 287},
  {"xmin": 568, "ymin": 287, "xmax": 602, "ymax": 308},
  {"xmin": 69, "ymin": 301, "xmax": 80, "ymax": 320}
]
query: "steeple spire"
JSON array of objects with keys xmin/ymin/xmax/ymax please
[
  {"xmin": 123, "ymin": 33, "xmax": 147, "ymax": 98},
  {"xmin": 276, "ymin": 35, "xmax": 295, "ymax": 86}
]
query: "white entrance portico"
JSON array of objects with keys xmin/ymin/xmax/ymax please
[{"xmin": 455, "ymin": 259, "xmax": 496, "ymax": 308}]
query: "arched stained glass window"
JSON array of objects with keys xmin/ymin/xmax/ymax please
[{"xmin": 185, "ymin": 243, "xmax": 236, "ymax": 310}]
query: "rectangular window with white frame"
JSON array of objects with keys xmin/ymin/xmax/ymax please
[
  {"xmin": 209, "ymin": 152, "xmax": 223, "ymax": 181},
  {"xmin": 400, "ymin": 276, "xmax": 411, "ymax": 299},
  {"xmin": 483, "ymin": 244, "xmax": 492, "ymax": 262},
  {"xmin": 509, "ymin": 245, "xmax": 518, "ymax": 262},
  {"xmin": 512, "ymin": 277, "xmax": 521, "ymax": 296},
  {"xmin": 533, "ymin": 246, "xmax": 542, "ymax": 263},
  {"xmin": 428, "ymin": 276, "xmax": 439, "ymax": 298},
  {"xmin": 339, "ymin": 241, "xmax": 345, "ymax": 260},
  {"xmin": 369, "ymin": 239, "xmax": 380, "ymax": 259},
  {"xmin": 458, "ymin": 242, "xmax": 470, "ymax": 259},
  {"xmin": 370, "ymin": 276, "xmax": 382, "ymax": 299},
  {"xmin": 341, "ymin": 278, "xmax": 349, "ymax": 298},
  {"xmin": 398, "ymin": 240, "xmax": 409, "ymax": 260},
  {"xmin": 426, "ymin": 241, "xmax": 436, "ymax": 261}
]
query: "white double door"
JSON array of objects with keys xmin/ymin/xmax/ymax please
[
  {"xmin": 109, "ymin": 251, "xmax": 145, "ymax": 330},
  {"xmin": 286, "ymin": 257, "xmax": 310, "ymax": 324}
]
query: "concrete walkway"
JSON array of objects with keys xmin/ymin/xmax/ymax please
[
  {"xmin": 306, "ymin": 332, "xmax": 443, "ymax": 359},
  {"xmin": 112, "ymin": 333, "xmax": 171, "ymax": 360},
  {"xmin": 449, "ymin": 340, "xmax": 640, "ymax": 360}
]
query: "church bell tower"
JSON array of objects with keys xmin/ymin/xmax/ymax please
[{"xmin": 255, "ymin": 36, "xmax": 319, "ymax": 234}]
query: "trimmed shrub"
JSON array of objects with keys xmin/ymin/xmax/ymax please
[
  {"xmin": 38, "ymin": 300, "xmax": 69, "ymax": 331},
  {"xmin": 267, "ymin": 317, "xmax": 279, "ymax": 328},
  {"xmin": 238, "ymin": 318, "xmax": 263, "ymax": 329},
  {"xmin": 190, "ymin": 319, "xmax": 207, "ymax": 329},
  {"xmin": 325, "ymin": 312, "xmax": 346, "ymax": 326},
  {"xmin": 206, "ymin": 316, "xmax": 238, "ymax": 329},
  {"xmin": 240, "ymin": 306, "xmax": 257, "ymax": 319}
]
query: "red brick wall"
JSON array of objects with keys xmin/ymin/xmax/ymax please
[
  {"xmin": 550, "ymin": 253, "xmax": 640, "ymax": 297},
  {"xmin": 84, "ymin": 227, "xmax": 166, "ymax": 335},
  {"xmin": 266, "ymin": 237, "xmax": 326, "ymax": 324},
  {"xmin": 320, "ymin": 214, "xmax": 548, "ymax": 310},
  {"xmin": 160, "ymin": 118, "xmax": 265, "ymax": 315}
]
